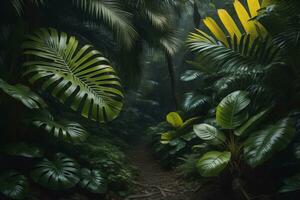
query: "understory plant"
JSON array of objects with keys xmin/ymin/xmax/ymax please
[
  {"xmin": 0, "ymin": 27, "xmax": 129, "ymax": 199},
  {"xmin": 193, "ymin": 90, "xmax": 295, "ymax": 199}
]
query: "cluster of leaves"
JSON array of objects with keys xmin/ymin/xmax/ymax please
[
  {"xmin": 147, "ymin": 112, "xmax": 202, "ymax": 167},
  {"xmin": 149, "ymin": 0, "xmax": 300, "ymax": 198}
]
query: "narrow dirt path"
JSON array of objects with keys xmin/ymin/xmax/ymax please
[{"xmin": 126, "ymin": 139, "xmax": 196, "ymax": 200}]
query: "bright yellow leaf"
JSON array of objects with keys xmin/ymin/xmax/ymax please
[
  {"xmin": 247, "ymin": 0, "xmax": 261, "ymax": 17},
  {"xmin": 166, "ymin": 112, "xmax": 183, "ymax": 128},
  {"xmin": 234, "ymin": 0, "xmax": 258, "ymax": 39},
  {"xmin": 203, "ymin": 17, "xmax": 229, "ymax": 47},
  {"xmin": 218, "ymin": 9, "xmax": 242, "ymax": 41}
]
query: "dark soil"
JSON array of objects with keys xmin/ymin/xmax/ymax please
[{"xmin": 126, "ymin": 139, "xmax": 197, "ymax": 200}]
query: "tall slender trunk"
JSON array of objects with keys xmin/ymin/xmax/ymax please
[
  {"xmin": 193, "ymin": 1, "xmax": 201, "ymax": 28},
  {"xmin": 165, "ymin": 52, "xmax": 178, "ymax": 109}
]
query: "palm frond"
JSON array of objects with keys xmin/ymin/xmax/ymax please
[
  {"xmin": 72, "ymin": 0, "xmax": 137, "ymax": 48},
  {"xmin": 10, "ymin": 0, "xmax": 44, "ymax": 16},
  {"xmin": 22, "ymin": 28, "xmax": 124, "ymax": 123},
  {"xmin": 188, "ymin": 31, "xmax": 279, "ymax": 74}
]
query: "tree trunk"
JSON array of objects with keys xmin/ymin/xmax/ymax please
[
  {"xmin": 165, "ymin": 52, "xmax": 178, "ymax": 109},
  {"xmin": 193, "ymin": 1, "xmax": 201, "ymax": 28}
]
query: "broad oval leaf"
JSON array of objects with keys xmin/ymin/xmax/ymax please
[
  {"xmin": 193, "ymin": 124, "xmax": 226, "ymax": 145},
  {"xmin": 0, "ymin": 171, "xmax": 28, "ymax": 200},
  {"xmin": 280, "ymin": 173, "xmax": 300, "ymax": 193},
  {"xmin": 244, "ymin": 118, "xmax": 295, "ymax": 167},
  {"xmin": 31, "ymin": 153, "xmax": 80, "ymax": 190},
  {"xmin": 32, "ymin": 114, "xmax": 88, "ymax": 143},
  {"xmin": 1, "ymin": 143, "xmax": 43, "ymax": 158},
  {"xmin": 197, "ymin": 151, "xmax": 231, "ymax": 177},
  {"xmin": 80, "ymin": 168, "xmax": 107, "ymax": 194},
  {"xmin": 216, "ymin": 90, "xmax": 250, "ymax": 129},
  {"xmin": 22, "ymin": 28, "xmax": 124, "ymax": 123},
  {"xmin": 0, "ymin": 79, "xmax": 47, "ymax": 109},
  {"xmin": 166, "ymin": 112, "xmax": 183, "ymax": 128}
]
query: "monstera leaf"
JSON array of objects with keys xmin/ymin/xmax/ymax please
[
  {"xmin": 80, "ymin": 168, "xmax": 107, "ymax": 194},
  {"xmin": 0, "ymin": 171, "xmax": 28, "ymax": 200},
  {"xmin": 244, "ymin": 118, "xmax": 295, "ymax": 167},
  {"xmin": 280, "ymin": 173, "xmax": 300, "ymax": 193},
  {"xmin": 32, "ymin": 113, "xmax": 88, "ymax": 142},
  {"xmin": 31, "ymin": 153, "xmax": 79, "ymax": 190},
  {"xmin": 166, "ymin": 112, "xmax": 183, "ymax": 128},
  {"xmin": 197, "ymin": 151, "xmax": 231, "ymax": 177},
  {"xmin": 1, "ymin": 143, "xmax": 43, "ymax": 158},
  {"xmin": 193, "ymin": 124, "xmax": 226, "ymax": 145},
  {"xmin": 22, "ymin": 28, "xmax": 124, "ymax": 123},
  {"xmin": 216, "ymin": 91, "xmax": 250, "ymax": 129},
  {"xmin": 0, "ymin": 79, "xmax": 47, "ymax": 109}
]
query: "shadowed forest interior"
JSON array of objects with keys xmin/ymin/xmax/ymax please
[{"xmin": 1, "ymin": 0, "xmax": 300, "ymax": 199}]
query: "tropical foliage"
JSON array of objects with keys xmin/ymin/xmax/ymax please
[{"xmin": 1, "ymin": 0, "xmax": 300, "ymax": 199}]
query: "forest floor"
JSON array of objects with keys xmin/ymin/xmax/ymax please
[{"xmin": 125, "ymin": 139, "xmax": 197, "ymax": 200}]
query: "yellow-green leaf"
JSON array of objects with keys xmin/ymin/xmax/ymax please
[{"xmin": 166, "ymin": 112, "xmax": 183, "ymax": 128}]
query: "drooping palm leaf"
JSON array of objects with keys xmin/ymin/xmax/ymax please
[
  {"xmin": 0, "ymin": 79, "xmax": 47, "ymax": 109},
  {"xmin": 10, "ymin": 0, "xmax": 44, "ymax": 16},
  {"xmin": 133, "ymin": 0, "xmax": 170, "ymax": 30},
  {"xmin": 182, "ymin": 92, "xmax": 210, "ymax": 112},
  {"xmin": 31, "ymin": 153, "xmax": 79, "ymax": 190},
  {"xmin": 72, "ymin": 0, "xmax": 137, "ymax": 48},
  {"xmin": 0, "ymin": 171, "xmax": 28, "ymax": 200},
  {"xmin": 22, "ymin": 28, "xmax": 124, "ymax": 123},
  {"xmin": 80, "ymin": 168, "xmax": 107, "ymax": 194},
  {"xmin": 244, "ymin": 118, "xmax": 295, "ymax": 167}
]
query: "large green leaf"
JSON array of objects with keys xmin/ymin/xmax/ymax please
[
  {"xmin": 1, "ymin": 143, "xmax": 43, "ymax": 158},
  {"xmin": 235, "ymin": 109, "xmax": 270, "ymax": 136},
  {"xmin": 22, "ymin": 28, "xmax": 124, "ymax": 123},
  {"xmin": 0, "ymin": 79, "xmax": 47, "ymax": 109},
  {"xmin": 31, "ymin": 153, "xmax": 80, "ymax": 190},
  {"xmin": 244, "ymin": 118, "xmax": 295, "ymax": 167},
  {"xmin": 32, "ymin": 114, "xmax": 88, "ymax": 143},
  {"xmin": 216, "ymin": 90, "xmax": 250, "ymax": 129},
  {"xmin": 80, "ymin": 168, "xmax": 107, "ymax": 194},
  {"xmin": 0, "ymin": 171, "xmax": 28, "ymax": 200},
  {"xmin": 280, "ymin": 173, "xmax": 300, "ymax": 193},
  {"xmin": 197, "ymin": 151, "xmax": 231, "ymax": 177},
  {"xmin": 193, "ymin": 123, "xmax": 226, "ymax": 145}
]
